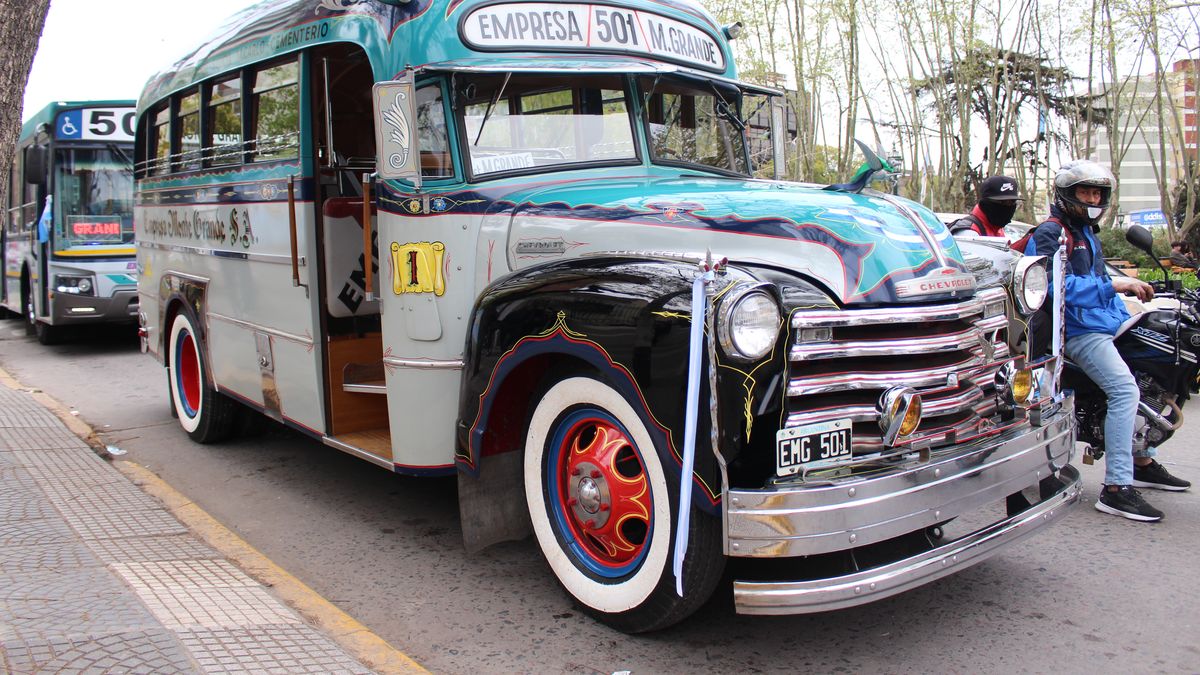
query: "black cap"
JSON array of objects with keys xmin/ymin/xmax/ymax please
[{"xmin": 979, "ymin": 175, "xmax": 1021, "ymax": 202}]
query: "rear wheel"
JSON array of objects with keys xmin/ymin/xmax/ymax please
[
  {"xmin": 524, "ymin": 376, "xmax": 723, "ymax": 633},
  {"xmin": 167, "ymin": 311, "xmax": 237, "ymax": 443}
]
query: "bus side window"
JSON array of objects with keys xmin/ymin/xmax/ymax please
[
  {"xmin": 207, "ymin": 75, "xmax": 243, "ymax": 167},
  {"xmin": 149, "ymin": 104, "xmax": 171, "ymax": 176},
  {"xmin": 22, "ymin": 151, "xmax": 39, "ymax": 230},
  {"xmin": 251, "ymin": 59, "xmax": 299, "ymax": 162},
  {"xmin": 416, "ymin": 85, "xmax": 452, "ymax": 178},
  {"xmin": 8, "ymin": 156, "xmax": 19, "ymax": 234},
  {"xmin": 176, "ymin": 89, "xmax": 202, "ymax": 172}
]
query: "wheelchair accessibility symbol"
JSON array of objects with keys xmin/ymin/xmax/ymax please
[{"xmin": 55, "ymin": 110, "xmax": 83, "ymax": 139}]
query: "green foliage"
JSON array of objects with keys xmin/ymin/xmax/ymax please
[
  {"xmin": 1137, "ymin": 267, "xmax": 1200, "ymax": 290},
  {"xmin": 1095, "ymin": 225, "xmax": 1168, "ymax": 269}
]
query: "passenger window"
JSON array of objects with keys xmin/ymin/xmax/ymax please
[
  {"xmin": 252, "ymin": 60, "xmax": 299, "ymax": 162},
  {"xmin": 150, "ymin": 105, "xmax": 171, "ymax": 176},
  {"xmin": 176, "ymin": 89, "xmax": 201, "ymax": 171},
  {"xmin": 22, "ymin": 153, "xmax": 39, "ymax": 229},
  {"xmin": 8, "ymin": 157, "xmax": 19, "ymax": 234},
  {"xmin": 208, "ymin": 76, "xmax": 243, "ymax": 166},
  {"xmin": 416, "ymin": 85, "xmax": 452, "ymax": 178}
]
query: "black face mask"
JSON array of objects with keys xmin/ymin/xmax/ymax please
[{"xmin": 980, "ymin": 201, "xmax": 1017, "ymax": 228}]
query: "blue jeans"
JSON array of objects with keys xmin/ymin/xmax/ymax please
[{"xmin": 1065, "ymin": 332, "xmax": 1155, "ymax": 486}]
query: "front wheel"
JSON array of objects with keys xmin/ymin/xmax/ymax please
[
  {"xmin": 167, "ymin": 311, "xmax": 237, "ymax": 443},
  {"xmin": 524, "ymin": 376, "xmax": 723, "ymax": 633}
]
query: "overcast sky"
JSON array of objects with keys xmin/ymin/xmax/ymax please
[{"xmin": 22, "ymin": 0, "xmax": 256, "ymax": 120}]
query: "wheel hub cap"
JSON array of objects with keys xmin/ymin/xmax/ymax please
[{"xmin": 555, "ymin": 417, "xmax": 651, "ymax": 569}]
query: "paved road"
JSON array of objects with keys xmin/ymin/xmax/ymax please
[{"xmin": 2, "ymin": 320, "xmax": 1198, "ymax": 674}]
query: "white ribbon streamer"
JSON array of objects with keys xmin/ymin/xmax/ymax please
[
  {"xmin": 1051, "ymin": 236, "xmax": 1066, "ymax": 395},
  {"xmin": 674, "ymin": 268, "xmax": 713, "ymax": 596}
]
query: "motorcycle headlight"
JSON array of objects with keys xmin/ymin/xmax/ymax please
[
  {"xmin": 717, "ymin": 286, "xmax": 781, "ymax": 361},
  {"xmin": 1013, "ymin": 257, "xmax": 1048, "ymax": 314}
]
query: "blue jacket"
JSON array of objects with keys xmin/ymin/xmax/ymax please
[{"xmin": 1024, "ymin": 205, "xmax": 1128, "ymax": 338}]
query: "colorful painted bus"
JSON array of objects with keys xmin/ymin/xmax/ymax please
[
  {"xmin": 135, "ymin": 0, "xmax": 1080, "ymax": 631},
  {"xmin": 2, "ymin": 100, "xmax": 139, "ymax": 344}
]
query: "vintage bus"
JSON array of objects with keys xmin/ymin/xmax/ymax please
[
  {"xmin": 2, "ymin": 100, "xmax": 139, "ymax": 344},
  {"xmin": 135, "ymin": 0, "xmax": 1080, "ymax": 631}
]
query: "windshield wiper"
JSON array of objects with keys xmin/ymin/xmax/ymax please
[
  {"xmin": 107, "ymin": 142, "xmax": 132, "ymax": 169},
  {"xmin": 474, "ymin": 72, "xmax": 511, "ymax": 146},
  {"xmin": 708, "ymin": 82, "xmax": 745, "ymax": 133}
]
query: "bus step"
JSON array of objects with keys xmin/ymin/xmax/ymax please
[{"xmin": 342, "ymin": 361, "xmax": 386, "ymax": 394}]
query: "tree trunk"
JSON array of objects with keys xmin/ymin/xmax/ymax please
[{"xmin": 0, "ymin": 0, "xmax": 51, "ymax": 198}]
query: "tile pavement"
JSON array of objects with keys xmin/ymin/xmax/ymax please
[{"xmin": 0, "ymin": 384, "xmax": 376, "ymax": 674}]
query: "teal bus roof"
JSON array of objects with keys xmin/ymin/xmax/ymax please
[
  {"xmin": 21, "ymin": 100, "xmax": 136, "ymax": 143},
  {"xmin": 139, "ymin": 0, "xmax": 736, "ymax": 113}
]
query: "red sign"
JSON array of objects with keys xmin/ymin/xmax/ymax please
[{"xmin": 71, "ymin": 221, "xmax": 121, "ymax": 237}]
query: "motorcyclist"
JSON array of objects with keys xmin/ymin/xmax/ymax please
[
  {"xmin": 949, "ymin": 175, "xmax": 1022, "ymax": 237},
  {"xmin": 1027, "ymin": 159, "xmax": 1191, "ymax": 522}
]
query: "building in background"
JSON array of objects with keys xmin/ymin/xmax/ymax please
[{"xmin": 1085, "ymin": 58, "xmax": 1197, "ymax": 228}]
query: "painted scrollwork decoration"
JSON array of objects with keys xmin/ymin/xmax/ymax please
[{"xmin": 381, "ymin": 91, "xmax": 412, "ymax": 170}]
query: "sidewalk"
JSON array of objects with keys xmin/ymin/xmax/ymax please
[{"xmin": 0, "ymin": 377, "xmax": 415, "ymax": 673}]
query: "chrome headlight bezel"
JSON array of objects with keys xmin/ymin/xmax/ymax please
[
  {"xmin": 716, "ymin": 284, "xmax": 781, "ymax": 362},
  {"xmin": 1013, "ymin": 256, "xmax": 1049, "ymax": 315}
]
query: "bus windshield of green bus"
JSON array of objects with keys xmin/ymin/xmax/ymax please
[{"xmin": 54, "ymin": 146, "xmax": 134, "ymax": 246}]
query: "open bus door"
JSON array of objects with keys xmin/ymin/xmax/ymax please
[{"xmin": 308, "ymin": 44, "xmax": 393, "ymax": 465}]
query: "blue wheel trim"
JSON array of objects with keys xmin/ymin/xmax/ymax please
[{"xmin": 174, "ymin": 328, "xmax": 199, "ymax": 419}]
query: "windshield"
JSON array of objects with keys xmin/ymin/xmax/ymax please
[
  {"xmin": 54, "ymin": 146, "xmax": 134, "ymax": 247},
  {"xmin": 461, "ymin": 74, "xmax": 637, "ymax": 177},
  {"xmin": 639, "ymin": 76, "xmax": 750, "ymax": 176}
]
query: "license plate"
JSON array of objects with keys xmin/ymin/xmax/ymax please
[{"xmin": 776, "ymin": 418, "xmax": 853, "ymax": 476}]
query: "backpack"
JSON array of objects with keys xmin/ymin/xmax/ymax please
[
  {"xmin": 948, "ymin": 214, "xmax": 985, "ymax": 235},
  {"xmin": 1009, "ymin": 216, "xmax": 1072, "ymax": 256}
]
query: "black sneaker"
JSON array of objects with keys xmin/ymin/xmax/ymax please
[
  {"xmin": 1094, "ymin": 485, "xmax": 1164, "ymax": 522},
  {"xmin": 1132, "ymin": 460, "xmax": 1191, "ymax": 491}
]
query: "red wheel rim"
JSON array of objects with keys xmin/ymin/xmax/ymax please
[
  {"xmin": 552, "ymin": 413, "xmax": 652, "ymax": 573},
  {"xmin": 177, "ymin": 330, "xmax": 201, "ymax": 415}
]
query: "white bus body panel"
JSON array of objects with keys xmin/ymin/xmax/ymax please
[
  {"xmin": 377, "ymin": 208, "xmax": 480, "ymax": 469},
  {"xmin": 138, "ymin": 199, "xmax": 325, "ymax": 433}
]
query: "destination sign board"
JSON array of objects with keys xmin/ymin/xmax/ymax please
[{"xmin": 461, "ymin": 2, "xmax": 726, "ymax": 72}]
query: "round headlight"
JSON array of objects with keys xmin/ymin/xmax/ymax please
[
  {"xmin": 718, "ymin": 289, "xmax": 780, "ymax": 361},
  {"xmin": 1014, "ymin": 259, "xmax": 1048, "ymax": 314},
  {"xmin": 77, "ymin": 278, "xmax": 93, "ymax": 293}
]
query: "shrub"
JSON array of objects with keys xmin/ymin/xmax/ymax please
[{"xmin": 1095, "ymin": 226, "xmax": 1169, "ymax": 269}]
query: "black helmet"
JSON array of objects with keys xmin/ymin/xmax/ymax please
[{"xmin": 1054, "ymin": 160, "xmax": 1115, "ymax": 225}]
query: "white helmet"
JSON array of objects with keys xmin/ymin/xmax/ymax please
[{"xmin": 1054, "ymin": 160, "xmax": 1115, "ymax": 225}]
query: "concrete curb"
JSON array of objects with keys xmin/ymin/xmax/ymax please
[{"xmin": 0, "ymin": 365, "xmax": 428, "ymax": 675}]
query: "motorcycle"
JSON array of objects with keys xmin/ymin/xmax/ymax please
[{"xmin": 1065, "ymin": 225, "xmax": 1200, "ymax": 462}]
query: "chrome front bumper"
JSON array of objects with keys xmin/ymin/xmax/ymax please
[{"xmin": 728, "ymin": 395, "xmax": 1080, "ymax": 614}]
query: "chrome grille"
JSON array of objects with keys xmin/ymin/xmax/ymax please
[{"xmin": 786, "ymin": 287, "xmax": 1010, "ymax": 454}]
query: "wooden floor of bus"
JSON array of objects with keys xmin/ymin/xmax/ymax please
[{"xmin": 330, "ymin": 428, "xmax": 392, "ymax": 461}]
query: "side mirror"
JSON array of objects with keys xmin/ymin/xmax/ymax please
[
  {"xmin": 373, "ymin": 76, "xmax": 422, "ymax": 189},
  {"xmin": 25, "ymin": 145, "xmax": 48, "ymax": 186},
  {"xmin": 769, "ymin": 97, "xmax": 786, "ymax": 181},
  {"xmin": 1125, "ymin": 224, "xmax": 1154, "ymax": 255}
]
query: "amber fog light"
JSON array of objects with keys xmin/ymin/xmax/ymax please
[
  {"xmin": 878, "ymin": 386, "xmax": 922, "ymax": 446},
  {"xmin": 996, "ymin": 362, "xmax": 1034, "ymax": 406}
]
